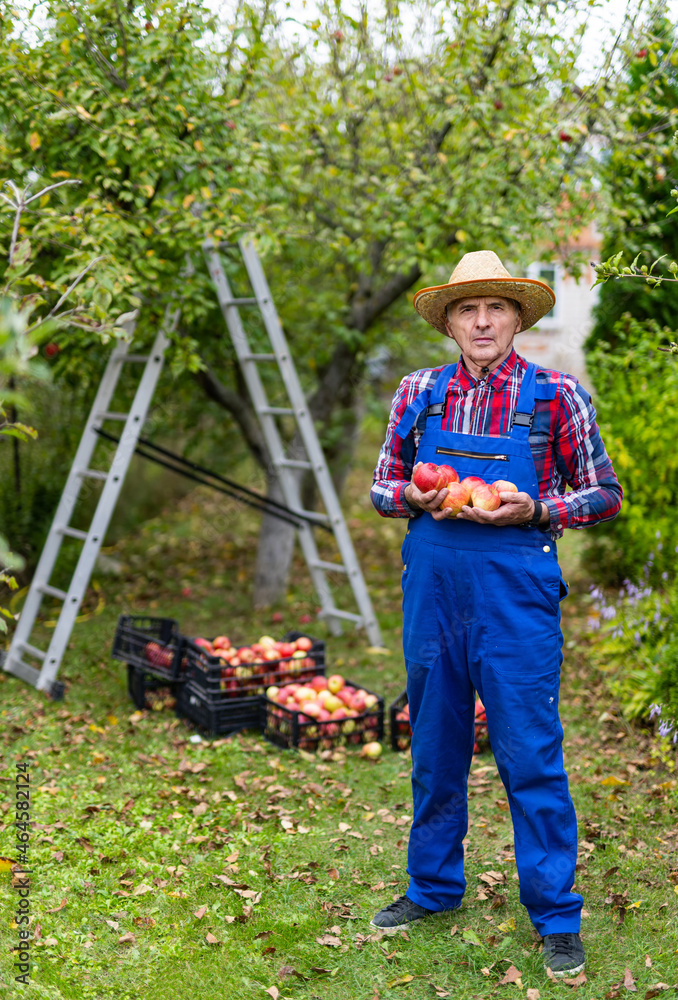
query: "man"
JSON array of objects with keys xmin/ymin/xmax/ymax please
[{"xmin": 369, "ymin": 250, "xmax": 622, "ymax": 977}]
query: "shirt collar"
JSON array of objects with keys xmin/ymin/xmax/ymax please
[{"xmin": 455, "ymin": 347, "xmax": 522, "ymax": 391}]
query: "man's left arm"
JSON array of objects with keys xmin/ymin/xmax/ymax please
[{"xmin": 540, "ymin": 378, "xmax": 623, "ymax": 531}]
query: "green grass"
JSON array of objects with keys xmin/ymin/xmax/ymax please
[{"xmin": 0, "ymin": 435, "xmax": 677, "ymax": 999}]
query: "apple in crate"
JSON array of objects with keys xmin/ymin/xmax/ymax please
[
  {"xmin": 144, "ymin": 641, "xmax": 174, "ymax": 669},
  {"xmin": 327, "ymin": 674, "xmax": 345, "ymax": 694}
]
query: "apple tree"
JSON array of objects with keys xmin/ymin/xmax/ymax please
[{"xmin": 0, "ymin": 0, "xmax": 670, "ymax": 608}]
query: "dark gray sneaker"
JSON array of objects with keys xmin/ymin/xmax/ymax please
[
  {"xmin": 542, "ymin": 932, "xmax": 586, "ymax": 977},
  {"xmin": 370, "ymin": 894, "xmax": 438, "ymax": 932}
]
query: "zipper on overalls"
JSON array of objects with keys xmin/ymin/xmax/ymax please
[{"xmin": 436, "ymin": 447, "xmax": 510, "ymax": 461}]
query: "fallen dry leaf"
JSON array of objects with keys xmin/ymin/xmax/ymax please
[
  {"xmin": 316, "ymin": 934, "xmax": 342, "ymax": 947},
  {"xmin": 645, "ymin": 956, "xmax": 652, "ymax": 968},
  {"xmin": 193, "ymin": 906, "xmax": 208, "ymax": 919},
  {"xmin": 526, "ymin": 990, "xmax": 541, "ymax": 1000},
  {"xmin": 499, "ymin": 965, "xmax": 523, "ymax": 986},
  {"xmin": 45, "ymin": 898, "xmax": 68, "ymax": 913},
  {"xmin": 387, "ymin": 975, "xmax": 414, "ymax": 987},
  {"xmin": 644, "ymin": 985, "xmax": 670, "ymax": 998},
  {"xmin": 370, "ymin": 881, "xmax": 386, "ymax": 892},
  {"xmin": 205, "ymin": 932, "xmax": 220, "ymax": 945},
  {"xmin": 106, "ymin": 920, "xmax": 119, "ymax": 931},
  {"xmin": 278, "ymin": 965, "xmax": 308, "ymax": 981},
  {"xmin": 42, "ymin": 937, "xmax": 58, "ymax": 947},
  {"xmin": 132, "ymin": 883, "xmax": 153, "ymax": 896},
  {"xmin": 449, "ymin": 924, "xmax": 458, "ymax": 937},
  {"xmin": 118, "ymin": 932, "xmax": 135, "ymax": 945},
  {"xmin": 265, "ymin": 987, "xmax": 279, "ymax": 999},
  {"xmin": 562, "ymin": 972, "xmax": 587, "ymax": 987},
  {"xmin": 624, "ymin": 968, "xmax": 637, "ymax": 992}
]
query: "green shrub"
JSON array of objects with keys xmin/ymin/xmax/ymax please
[
  {"xmin": 585, "ymin": 314, "xmax": 678, "ymax": 583},
  {"xmin": 588, "ymin": 574, "xmax": 678, "ymax": 725}
]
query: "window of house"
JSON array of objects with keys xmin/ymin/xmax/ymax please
[{"xmin": 527, "ymin": 263, "xmax": 558, "ymax": 322}]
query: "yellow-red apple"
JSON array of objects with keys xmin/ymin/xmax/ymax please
[
  {"xmin": 440, "ymin": 481, "xmax": 471, "ymax": 515},
  {"xmin": 492, "ymin": 479, "xmax": 518, "ymax": 494},
  {"xmin": 470, "ymin": 483, "xmax": 501, "ymax": 510}
]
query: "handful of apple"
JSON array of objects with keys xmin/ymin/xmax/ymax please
[
  {"xmin": 265, "ymin": 673, "xmax": 382, "ymax": 750},
  {"xmin": 412, "ymin": 462, "xmax": 518, "ymax": 516}
]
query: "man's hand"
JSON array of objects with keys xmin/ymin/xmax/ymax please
[
  {"xmin": 404, "ymin": 481, "xmax": 452, "ymax": 519},
  {"xmin": 457, "ymin": 491, "xmax": 545, "ymax": 526}
]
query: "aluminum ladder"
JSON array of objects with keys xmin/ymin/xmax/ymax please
[
  {"xmin": 204, "ymin": 237, "xmax": 382, "ymax": 646},
  {"xmin": 3, "ymin": 315, "xmax": 175, "ymax": 696}
]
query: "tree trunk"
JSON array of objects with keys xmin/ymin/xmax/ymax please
[{"xmin": 253, "ymin": 465, "xmax": 298, "ymax": 608}]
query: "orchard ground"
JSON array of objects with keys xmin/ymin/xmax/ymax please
[{"xmin": 0, "ymin": 428, "xmax": 676, "ymax": 1000}]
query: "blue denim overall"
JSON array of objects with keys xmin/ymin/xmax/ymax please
[{"xmin": 395, "ymin": 362, "xmax": 582, "ymax": 935}]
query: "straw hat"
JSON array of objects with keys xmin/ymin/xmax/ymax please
[{"xmin": 413, "ymin": 250, "xmax": 556, "ymax": 334}]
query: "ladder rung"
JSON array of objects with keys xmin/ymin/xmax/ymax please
[
  {"xmin": 122, "ymin": 354, "xmax": 150, "ymax": 363},
  {"xmin": 259, "ymin": 407, "xmax": 294, "ymax": 416},
  {"xmin": 309, "ymin": 560, "xmax": 348, "ymax": 574},
  {"xmin": 292, "ymin": 509, "xmax": 330, "ymax": 524},
  {"xmin": 241, "ymin": 353, "xmax": 276, "ymax": 362},
  {"xmin": 18, "ymin": 642, "xmax": 46, "ymax": 661},
  {"xmin": 59, "ymin": 526, "xmax": 88, "ymax": 541},
  {"xmin": 318, "ymin": 608, "xmax": 363, "ymax": 623},
  {"xmin": 39, "ymin": 584, "xmax": 68, "ymax": 601},
  {"xmin": 223, "ymin": 297, "xmax": 257, "ymax": 306},
  {"xmin": 96, "ymin": 412, "xmax": 129, "ymax": 422},
  {"xmin": 277, "ymin": 458, "xmax": 312, "ymax": 470},
  {"xmin": 78, "ymin": 468, "xmax": 108, "ymax": 481}
]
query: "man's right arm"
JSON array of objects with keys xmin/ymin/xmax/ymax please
[{"xmin": 370, "ymin": 370, "xmax": 438, "ymax": 518}]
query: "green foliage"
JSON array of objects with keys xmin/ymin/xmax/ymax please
[
  {"xmin": 587, "ymin": 575, "xmax": 678, "ymax": 731},
  {"xmin": 588, "ymin": 21, "xmax": 678, "ymax": 346},
  {"xmin": 585, "ymin": 314, "xmax": 678, "ymax": 583}
]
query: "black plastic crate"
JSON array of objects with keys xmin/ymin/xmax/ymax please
[
  {"xmin": 389, "ymin": 689, "xmax": 412, "ymax": 752},
  {"xmin": 127, "ymin": 665, "xmax": 179, "ymax": 713},
  {"xmin": 112, "ymin": 615, "xmax": 184, "ymax": 683},
  {"xmin": 263, "ymin": 677, "xmax": 384, "ymax": 751},
  {"xmin": 175, "ymin": 682, "xmax": 262, "ymax": 736},
  {"xmin": 181, "ymin": 630, "xmax": 325, "ymax": 701},
  {"xmin": 388, "ymin": 688, "xmax": 490, "ymax": 753}
]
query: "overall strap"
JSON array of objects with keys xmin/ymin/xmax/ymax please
[
  {"xmin": 394, "ymin": 364, "xmax": 457, "ymax": 440},
  {"xmin": 511, "ymin": 362, "xmax": 537, "ymax": 439}
]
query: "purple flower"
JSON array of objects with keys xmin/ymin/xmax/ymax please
[
  {"xmin": 656, "ymin": 530, "xmax": 661, "ymax": 539},
  {"xmin": 658, "ymin": 720, "xmax": 674, "ymax": 738},
  {"xmin": 587, "ymin": 616, "xmax": 601, "ymax": 632},
  {"xmin": 649, "ymin": 703, "xmax": 662, "ymax": 719},
  {"xmin": 601, "ymin": 605, "xmax": 617, "ymax": 620},
  {"xmin": 634, "ymin": 631, "xmax": 642, "ymax": 644}
]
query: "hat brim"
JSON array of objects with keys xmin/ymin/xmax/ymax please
[{"xmin": 413, "ymin": 277, "xmax": 556, "ymax": 334}]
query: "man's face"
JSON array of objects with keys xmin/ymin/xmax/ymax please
[{"xmin": 444, "ymin": 296, "xmax": 521, "ymax": 373}]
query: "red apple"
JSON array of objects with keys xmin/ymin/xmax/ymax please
[
  {"xmin": 338, "ymin": 689, "xmax": 354, "ymax": 708},
  {"xmin": 351, "ymin": 695, "xmax": 367, "ymax": 713},
  {"xmin": 327, "ymin": 674, "xmax": 345, "ymax": 694},
  {"xmin": 492, "ymin": 480, "xmax": 518, "ymax": 495},
  {"xmin": 460, "ymin": 476, "xmax": 485, "ymax": 491},
  {"xmin": 412, "ymin": 463, "xmax": 445, "ymax": 493},
  {"xmin": 330, "ymin": 708, "xmax": 347, "ymax": 720},
  {"xmin": 470, "ymin": 483, "xmax": 501, "ymax": 511},
  {"xmin": 440, "ymin": 481, "xmax": 471, "ymax": 515},
  {"xmin": 212, "ymin": 635, "xmax": 230, "ymax": 649},
  {"xmin": 437, "ymin": 464, "xmax": 459, "ymax": 484},
  {"xmin": 295, "ymin": 637, "xmax": 313, "ymax": 652},
  {"xmin": 310, "ymin": 676, "xmax": 328, "ymax": 692}
]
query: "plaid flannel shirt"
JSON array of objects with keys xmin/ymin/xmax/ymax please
[{"xmin": 370, "ymin": 348, "xmax": 622, "ymax": 537}]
